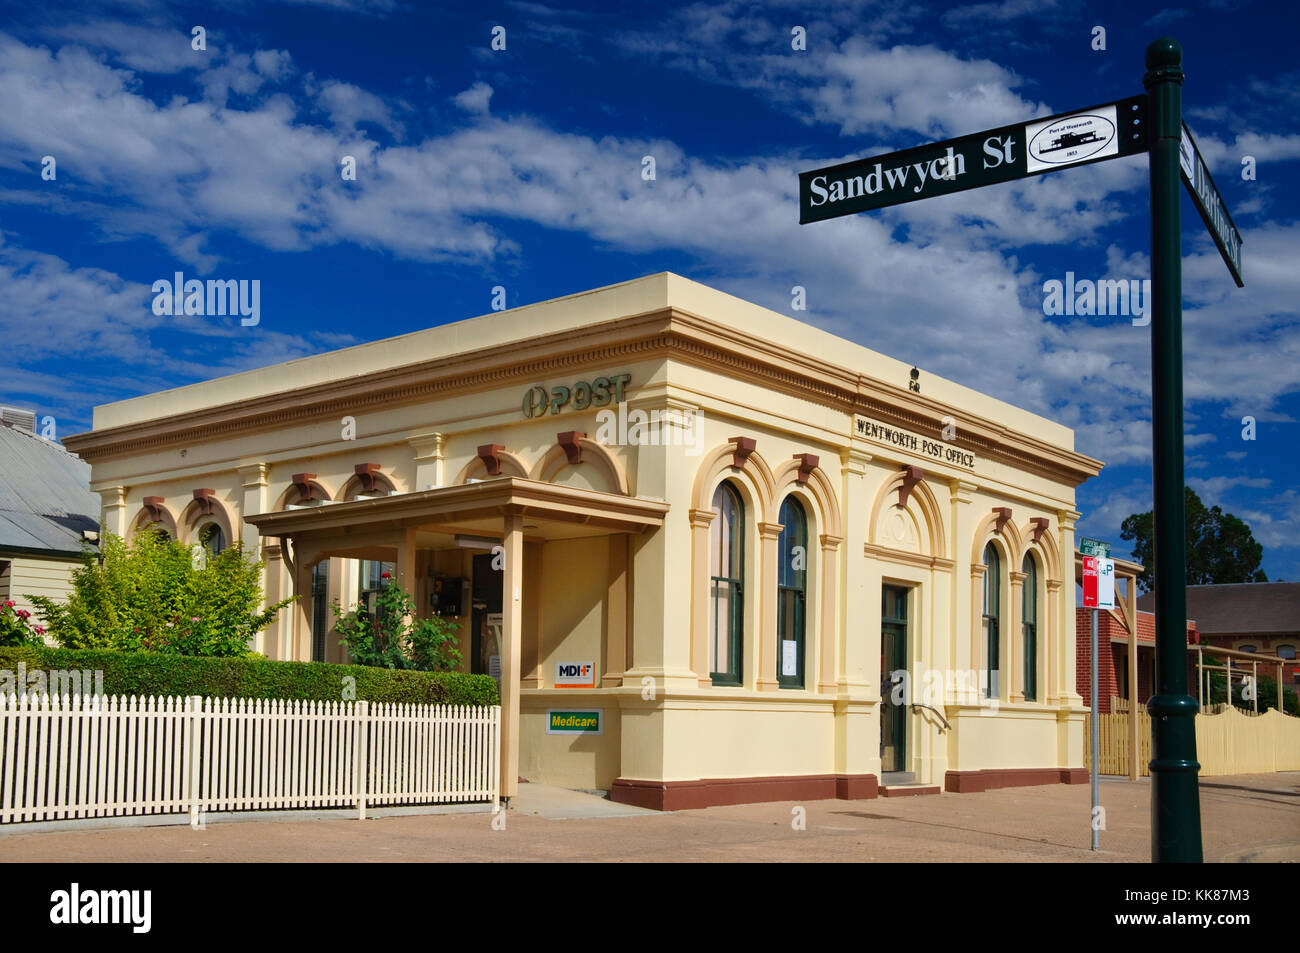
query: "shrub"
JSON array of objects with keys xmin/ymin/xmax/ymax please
[
  {"xmin": 0, "ymin": 645, "xmax": 498, "ymax": 706},
  {"xmin": 332, "ymin": 578, "xmax": 461, "ymax": 671},
  {"xmin": 0, "ymin": 601, "xmax": 44, "ymax": 647},
  {"xmin": 28, "ymin": 533, "xmax": 294, "ymax": 656}
]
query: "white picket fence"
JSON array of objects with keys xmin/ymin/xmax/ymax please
[{"xmin": 0, "ymin": 694, "xmax": 500, "ymax": 824}]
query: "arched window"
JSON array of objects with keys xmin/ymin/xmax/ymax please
[
  {"xmin": 1022, "ymin": 553, "xmax": 1038, "ymax": 701},
  {"xmin": 1278, "ymin": 645, "xmax": 1296, "ymax": 660},
  {"xmin": 1238, "ymin": 645, "xmax": 1258, "ymax": 654},
  {"xmin": 709, "ymin": 482, "xmax": 744, "ymax": 685},
  {"xmin": 200, "ymin": 524, "xmax": 226, "ymax": 558},
  {"xmin": 776, "ymin": 496, "xmax": 807, "ymax": 689},
  {"xmin": 982, "ymin": 542, "xmax": 1001, "ymax": 698}
]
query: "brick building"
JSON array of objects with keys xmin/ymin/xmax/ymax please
[
  {"xmin": 1139, "ymin": 583, "xmax": 1300, "ymax": 688},
  {"xmin": 1075, "ymin": 607, "xmax": 1199, "ymax": 713}
]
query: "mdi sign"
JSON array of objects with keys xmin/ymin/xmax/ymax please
[{"xmin": 799, "ymin": 96, "xmax": 1148, "ymax": 223}]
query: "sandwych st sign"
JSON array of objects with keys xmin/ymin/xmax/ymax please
[
  {"xmin": 799, "ymin": 96, "xmax": 1148, "ymax": 222},
  {"xmin": 798, "ymin": 42, "xmax": 1243, "ymax": 862},
  {"xmin": 1179, "ymin": 123, "xmax": 1244, "ymax": 286}
]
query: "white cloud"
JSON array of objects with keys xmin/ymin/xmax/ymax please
[
  {"xmin": 0, "ymin": 28, "xmax": 1295, "ymax": 479},
  {"xmin": 452, "ymin": 81, "xmax": 494, "ymax": 115}
]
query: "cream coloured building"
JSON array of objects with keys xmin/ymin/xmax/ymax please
[{"xmin": 64, "ymin": 273, "xmax": 1102, "ymax": 808}]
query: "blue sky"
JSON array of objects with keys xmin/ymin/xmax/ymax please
[{"xmin": 1, "ymin": 0, "xmax": 1296, "ymax": 579}]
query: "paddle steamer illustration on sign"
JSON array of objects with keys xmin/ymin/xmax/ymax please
[{"xmin": 1025, "ymin": 107, "xmax": 1119, "ymax": 172}]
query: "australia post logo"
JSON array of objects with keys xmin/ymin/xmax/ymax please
[{"xmin": 555, "ymin": 661, "xmax": 596, "ymax": 688}]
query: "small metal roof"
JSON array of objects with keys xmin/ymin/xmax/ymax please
[{"xmin": 0, "ymin": 421, "xmax": 99, "ymax": 557}]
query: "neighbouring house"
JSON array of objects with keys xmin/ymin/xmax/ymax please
[
  {"xmin": 1074, "ymin": 606, "xmax": 1200, "ymax": 713},
  {"xmin": 1138, "ymin": 582, "xmax": 1300, "ymax": 689},
  {"xmin": 63, "ymin": 273, "xmax": 1106, "ymax": 808},
  {"xmin": 0, "ymin": 407, "xmax": 100, "ymax": 621}
]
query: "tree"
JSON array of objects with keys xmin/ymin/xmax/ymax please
[
  {"xmin": 1120, "ymin": 486, "xmax": 1268, "ymax": 592},
  {"xmin": 29, "ymin": 532, "xmax": 295, "ymax": 656}
]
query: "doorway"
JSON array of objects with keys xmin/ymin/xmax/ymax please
[
  {"xmin": 310, "ymin": 559, "xmax": 330, "ymax": 662},
  {"xmin": 470, "ymin": 552, "xmax": 503, "ymax": 679},
  {"xmin": 880, "ymin": 585, "xmax": 909, "ymax": 774}
]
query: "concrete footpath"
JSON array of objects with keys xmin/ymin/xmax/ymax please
[{"xmin": 0, "ymin": 773, "xmax": 1295, "ymax": 862}]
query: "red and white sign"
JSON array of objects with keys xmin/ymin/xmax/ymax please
[{"xmin": 1082, "ymin": 556, "xmax": 1116, "ymax": 610}]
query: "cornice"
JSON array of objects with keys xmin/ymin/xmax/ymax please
[{"xmin": 64, "ymin": 305, "xmax": 1102, "ymax": 487}]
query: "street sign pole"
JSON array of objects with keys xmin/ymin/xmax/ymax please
[
  {"xmin": 1144, "ymin": 38, "xmax": 1203, "ymax": 863},
  {"xmin": 1090, "ymin": 606, "xmax": 1099, "ymax": 852}
]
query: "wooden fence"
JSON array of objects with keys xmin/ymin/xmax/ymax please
[
  {"xmin": 0, "ymin": 694, "xmax": 500, "ymax": 825},
  {"xmin": 1196, "ymin": 707, "xmax": 1300, "ymax": 776},
  {"xmin": 1084, "ymin": 710, "xmax": 1153, "ymax": 777},
  {"xmin": 1085, "ymin": 705, "xmax": 1300, "ymax": 777}
]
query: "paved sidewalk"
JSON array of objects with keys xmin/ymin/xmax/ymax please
[{"xmin": 0, "ymin": 773, "xmax": 1295, "ymax": 862}]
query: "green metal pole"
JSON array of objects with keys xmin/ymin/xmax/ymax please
[{"xmin": 1143, "ymin": 37, "xmax": 1203, "ymax": 863}]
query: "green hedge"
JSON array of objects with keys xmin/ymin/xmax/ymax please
[{"xmin": 0, "ymin": 646, "xmax": 499, "ymax": 707}]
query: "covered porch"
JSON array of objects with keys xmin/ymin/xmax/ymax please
[{"xmin": 245, "ymin": 477, "xmax": 669, "ymax": 800}]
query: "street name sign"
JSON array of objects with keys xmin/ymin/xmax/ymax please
[
  {"xmin": 1079, "ymin": 537, "xmax": 1111, "ymax": 558},
  {"xmin": 1179, "ymin": 122, "xmax": 1244, "ymax": 286},
  {"xmin": 799, "ymin": 96, "xmax": 1148, "ymax": 223}
]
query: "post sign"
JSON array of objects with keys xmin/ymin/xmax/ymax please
[
  {"xmin": 799, "ymin": 96, "xmax": 1148, "ymax": 223},
  {"xmin": 1179, "ymin": 123, "xmax": 1244, "ymax": 286},
  {"xmin": 1081, "ymin": 555, "xmax": 1116, "ymax": 610},
  {"xmin": 546, "ymin": 710, "xmax": 602, "ymax": 735},
  {"xmin": 555, "ymin": 661, "xmax": 596, "ymax": 688}
]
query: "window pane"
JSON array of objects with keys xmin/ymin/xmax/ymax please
[
  {"xmin": 778, "ymin": 590, "xmax": 796, "ymax": 641},
  {"xmin": 711, "ymin": 579, "xmax": 732, "ymax": 672},
  {"xmin": 777, "ymin": 497, "xmax": 806, "ymax": 590},
  {"xmin": 709, "ymin": 482, "xmax": 743, "ymax": 680}
]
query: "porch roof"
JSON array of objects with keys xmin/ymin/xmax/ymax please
[{"xmin": 244, "ymin": 476, "xmax": 669, "ymax": 544}]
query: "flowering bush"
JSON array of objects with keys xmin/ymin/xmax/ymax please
[
  {"xmin": 29, "ymin": 532, "xmax": 295, "ymax": 657},
  {"xmin": 0, "ymin": 600, "xmax": 44, "ymax": 647},
  {"xmin": 332, "ymin": 581, "xmax": 461, "ymax": 671}
]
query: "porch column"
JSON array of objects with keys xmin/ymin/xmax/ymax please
[
  {"xmin": 500, "ymin": 511, "xmax": 524, "ymax": 801},
  {"xmin": 1044, "ymin": 579, "xmax": 1063, "ymax": 705},
  {"xmin": 838, "ymin": 448, "xmax": 872, "ymax": 694},
  {"xmin": 603, "ymin": 535, "xmax": 629, "ymax": 687},
  {"xmin": 689, "ymin": 508, "xmax": 715, "ymax": 686},
  {"xmin": 394, "ymin": 526, "xmax": 418, "ymax": 595},
  {"xmin": 1009, "ymin": 569, "xmax": 1026, "ymax": 703},
  {"xmin": 757, "ymin": 520, "xmax": 784, "ymax": 691},
  {"xmin": 290, "ymin": 541, "xmax": 321, "ymax": 663},
  {"xmin": 521, "ymin": 540, "xmax": 545, "ymax": 689},
  {"xmin": 1057, "ymin": 510, "xmax": 1082, "ymax": 703},
  {"xmin": 817, "ymin": 534, "xmax": 842, "ymax": 692},
  {"xmin": 949, "ymin": 479, "xmax": 979, "ymax": 704},
  {"xmin": 97, "ymin": 485, "xmax": 128, "ymax": 538},
  {"xmin": 408, "ymin": 433, "xmax": 445, "ymax": 490},
  {"xmin": 239, "ymin": 463, "xmax": 270, "ymax": 654}
]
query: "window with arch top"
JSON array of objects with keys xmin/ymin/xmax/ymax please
[
  {"xmin": 709, "ymin": 482, "xmax": 744, "ymax": 686},
  {"xmin": 776, "ymin": 496, "xmax": 808, "ymax": 689},
  {"xmin": 982, "ymin": 542, "xmax": 1001, "ymax": 698},
  {"xmin": 1022, "ymin": 552, "xmax": 1038, "ymax": 701}
]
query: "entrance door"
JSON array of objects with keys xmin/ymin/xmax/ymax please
[
  {"xmin": 880, "ymin": 585, "xmax": 909, "ymax": 773},
  {"xmin": 470, "ymin": 552, "xmax": 503, "ymax": 679},
  {"xmin": 310, "ymin": 559, "xmax": 331, "ymax": 662}
]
